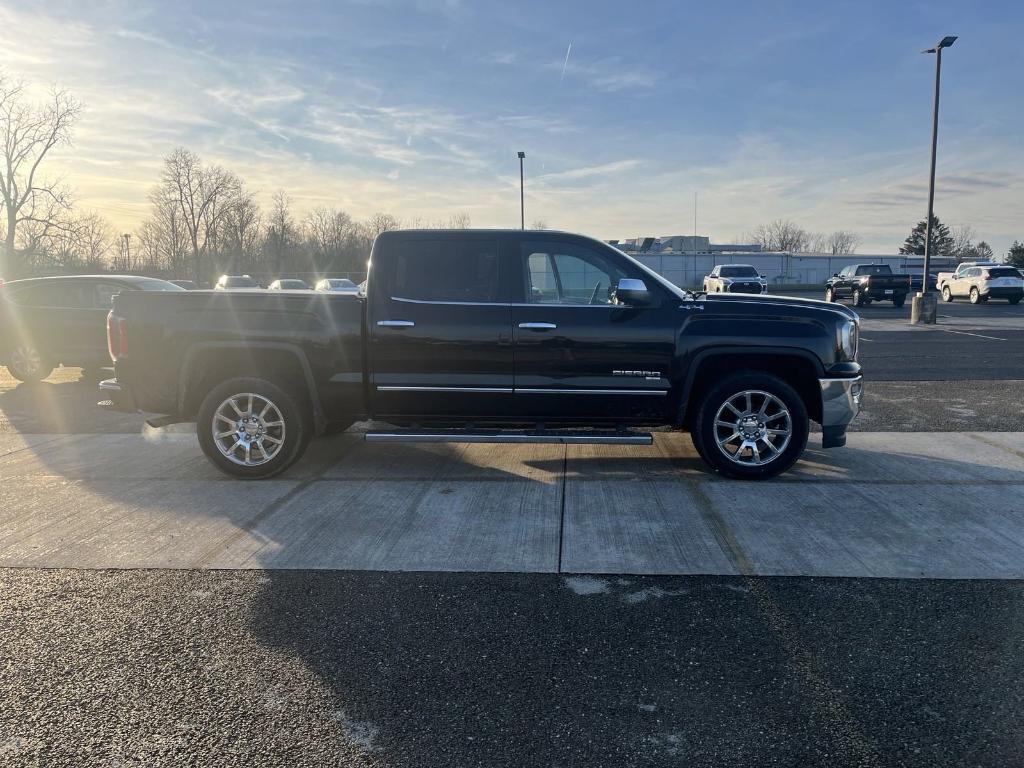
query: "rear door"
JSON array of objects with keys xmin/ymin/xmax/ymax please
[
  {"xmin": 369, "ymin": 235, "xmax": 514, "ymax": 419},
  {"xmin": 510, "ymin": 237, "xmax": 675, "ymax": 420}
]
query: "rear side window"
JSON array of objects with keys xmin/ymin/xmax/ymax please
[
  {"xmin": 7, "ymin": 281, "xmax": 92, "ymax": 307},
  {"xmin": 392, "ymin": 239, "xmax": 500, "ymax": 303}
]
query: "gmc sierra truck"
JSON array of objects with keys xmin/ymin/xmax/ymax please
[{"xmin": 101, "ymin": 229, "xmax": 863, "ymax": 480}]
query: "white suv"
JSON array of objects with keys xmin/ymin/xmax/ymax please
[
  {"xmin": 940, "ymin": 265, "xmax": 1023, "ymax": 304},
  {"xmin": 703, "ymin": 265, "xmax": 768, "ymax": 294}
]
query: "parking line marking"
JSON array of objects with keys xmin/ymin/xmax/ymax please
[{"xmin": 937, "ymin": 329, "xmax": 1006, "ymax": 341}]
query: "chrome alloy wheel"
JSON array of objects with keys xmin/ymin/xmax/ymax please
[
  {"xmin": 212, "ymin": 392, "xmax": 286, "ymax": 467},
  {"xmin": 10, "ymin": 344, "xmax": 43, "ymax": 378},
  {"xmin": 713, "ymin": 389, "xmax": 792, "ymax": 466}
]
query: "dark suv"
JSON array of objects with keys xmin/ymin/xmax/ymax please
[{"xmin": 0, "ymin": 275, "xmax": 184, "ymax": 382}]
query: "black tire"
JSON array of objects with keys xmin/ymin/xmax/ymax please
[
  {"xmin": 1010, "ymin": 296, "xmax": 1021, "ymax": 305},
  {"xmin": 969, "ymin": 287, "xmax": 981, "ymax": 305},
  {"xmin": 892, "ymin": 294, "xmax": 906, "ymax": 308},
  {"xmin": 852, "ymin": 288, "xmax": 865, "ymax": 307},
  {"xmin": 196, "ymin": 376, "xmax": 311, "ymax": 479},
  {"xmin": 689, "ymin": 372, "xmax": 809, "ymax": 480},
  {"xmin": 941, "ymin": 286, "xmax": 953, "ymax": 302},
  {"xmin": 824, "ymin": 287, "xmax": 834, "ymax": 302},
  {"xmin": 6, "ymin": 344, "xmax": 52, "ymax": 383}
]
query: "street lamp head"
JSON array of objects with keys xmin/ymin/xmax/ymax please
[
  {"xmin": 517, "ymin": 151, "xmax": 526, "ymax": 159},
  {"xmin": 923, "ymin": 35, "xmax": 957, "ymax": 53}
]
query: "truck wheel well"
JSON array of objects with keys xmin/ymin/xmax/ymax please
[
  {"xmin": 181, "ymin": 347, "xmax": 313, "ymax": 419},
  {"xmin": 682, "ymin": 355, "xmax": 823, "ymax": 426}
]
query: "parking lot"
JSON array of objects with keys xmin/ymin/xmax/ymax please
[{"xmin": 2, "ymin": 296, "xmax": 1024, "ymax": 766}]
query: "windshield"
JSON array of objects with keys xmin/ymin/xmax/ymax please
[
  {"xmin": 136, "ymin": 279, "xmax": 185, "ymax": 291},
  {"xmin": 720, "ymin": 266, "xmax": 758, "ymax": 277},
  {"xmin": 330, "ymin": 279, "xmax": 356, "ymax": 288}
]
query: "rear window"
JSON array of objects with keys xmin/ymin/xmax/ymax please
[
  {"xmin": 855, "ymin": 265, "xmax": 893, "ymax": 275},
  {"xmin": 720, "ymin": 266, "xmax": 758, "ymax": 277},
  {"xmin": 392, "ymin": 239, "xmax": 499, "ymax": 303},
  {"xmin": 986, "ymin": 268, "xmax": 1020, "ymax": 279}
]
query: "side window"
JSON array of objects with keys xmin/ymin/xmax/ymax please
[
  {"xmin": 93, "ymin": 283, "xmax": 127, "ymax": 308},
  {"xmin": 522, "ymin": 242, "xmax": 629, "ymax": 305},
  {"xmin": 840, "ymin": 266, "xmax": 852, "ymax": 277},
  {"xmin": 392, "ymin": 239, "xmax": 500, "ymax": 303}
]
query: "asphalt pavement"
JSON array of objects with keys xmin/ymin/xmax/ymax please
[{"xmin": 2, "ymin": 569, "xmax": 1023, "ymax": 767}]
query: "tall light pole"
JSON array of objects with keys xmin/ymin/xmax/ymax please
[
  {"xmin": 517, "ymin": 151, "xmax": 526, "ymax": 229},
  {"xmin": 912, "ymin": 35, "xmax": 956, "ymax": 325},
  {"xmin": 122, "ymin": 233, "xmax": 131, "ymax": 271}
]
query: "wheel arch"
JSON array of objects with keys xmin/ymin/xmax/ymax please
[
  {"xmin": 677, "ymin": 348, "xmax": 825, "ymax": 427},
  {"xmin": 178, "ymin": 342, "xmax": 325, "ymax": 431}
]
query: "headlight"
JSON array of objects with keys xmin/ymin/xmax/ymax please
[{"xmin": 838, "ymin": 319, "xmax": 859, "ymax": 360}]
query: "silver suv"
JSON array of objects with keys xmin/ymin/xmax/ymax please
[{"xmin": 703, "ymin": 264, "xmax": 768, "ymax": 294}]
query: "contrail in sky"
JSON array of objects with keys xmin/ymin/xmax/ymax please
[{"xmin": 560, "ymin": 42, "xmax": 572, "ymax": 82}]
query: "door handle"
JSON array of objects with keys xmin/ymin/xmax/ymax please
[
  {"xmin": 518, "ymin": 322, "xmax": 557, "ymax": 331},
  {"xmin": 376, "ymin": 320, "xmax": 415, "ymax": 328}
]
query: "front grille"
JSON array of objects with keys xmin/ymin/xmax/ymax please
[{"xmin": 728, "ymin": 282, "xmax": 762, "ymax": 293}]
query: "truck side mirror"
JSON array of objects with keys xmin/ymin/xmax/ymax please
[
  {"xmin": 612, "ymin": 278, "xmax": 651, "ymax": 306},
  {"xmin": 833, "ymin": 273, "xmax": 839, "ymax": 277}
]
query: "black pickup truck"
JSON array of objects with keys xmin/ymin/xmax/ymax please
[
  {"xmin": 102, "ymin": 229, "xmax": 863, "ymax": 480},
  {"xmin": 824, "ymin": 264, "xmax": 911, "ymax": 307}
]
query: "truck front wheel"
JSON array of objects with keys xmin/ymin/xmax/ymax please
[
  {"xmin": 197, "ymin": 376, "xmax": 311, "ymax": 479},
  {"xmin": 690, "ymin": 372, "xmax": 809, "ymax": 480}
]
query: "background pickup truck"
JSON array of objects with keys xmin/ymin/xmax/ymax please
[
  {"xmin": 102, "ymin": 229, "xmax": 863, "ymax": 480},
  {"xmin": 824, "ymin": 264, "xmax": 911, "ymax": 307}
]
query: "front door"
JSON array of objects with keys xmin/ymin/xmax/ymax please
[
  {"xmin": 510, "ymin": 238, "xmax": 675, "ymax": 421},
  {"xmin": 369, "ymin": 235, "xmax": 514, "ymax": 420}
]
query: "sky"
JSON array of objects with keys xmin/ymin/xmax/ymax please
[{"xmin": 1, "ymin": 0, "xmax": 1022, "ymax": 255}]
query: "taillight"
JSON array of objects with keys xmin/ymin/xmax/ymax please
[{"xmin": 107, "ymin": 311, "xmax": 127, "ymax": 361}]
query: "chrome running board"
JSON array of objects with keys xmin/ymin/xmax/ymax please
[{"xmin": 364, "ymin": 429, "xmax": 653, "ymax": 445}]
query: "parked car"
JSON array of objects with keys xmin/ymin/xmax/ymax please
[
  {"xmin": 268, "ymin": 278, "xmax": 310, "ymax": 290},
  {"xmin": 935, "ymin": 261, "xmax": 999, "ymax": 293},
  {"xmin": 214, "ymin": 274, "xmax": 262, "ymax": 291},
  {"xmin": 940, "ymin": 265, "xmax": 1023, "ymax": 304},
  {"xmin": 102, "ymin": 229, "xmax": 863, "ymax": 481},
  {"xmin": 169, "ymin": 279, "xmax": 197, "ymax": 290},
  {"xmin": 314, "ymin": 278, "xmax": 360, "ymax": 294},
  {"xmin": 702, "ymin": 264, "xmax": 767, "ymax": 294},
  {"xmin": 825, "ymin": 264, "xmax": 911, "ymax": 307},
  {"xmin": 0, "ymin": 275, "xmax": 184, "ymax": 382}
]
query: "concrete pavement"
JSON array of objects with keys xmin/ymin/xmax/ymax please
[{"xmin": 2, "ymin": 430, "xmax": 1023, "ymax": 578}]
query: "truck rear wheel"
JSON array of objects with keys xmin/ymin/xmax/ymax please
[
  {"xmin": 892, "ymin": 294, "xmax": 906, "ymax": 308},
  {"xmin": 690, "ymin": 372, "xmax": 809, "ymax": 480},
  {"xmin": 197, "ymin": 377, "xmax": 311, "ymax": 479}
]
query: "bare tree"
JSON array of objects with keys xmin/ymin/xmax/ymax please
[
  {"xmin": 748, "ymin": 219, "xmax": 810, "ymax": 252},
  {"xmin": 530, "ymin": 219, "xmax": 548, "ymax": 230},
  {"xmin": 950, "ymin": 224, "xmax": 976, "ymax": 262},
  {"xmin": 365, "ymin": 212, "xmax": 401, "ymax": 239},
  {"xmin": 220, "ymin": 190, "xmax": 262, "ymax": 274},
  {"xmin": 446, "ymin": 212, "xmax": 471, "ymax": 229},
  {"xmin": 159, "ymin": 148, "xmax": 241, "ymax": 280},
  {"xmin": 824, "ymin": 230, "xmax": 861, "ymax": 255},
  {"xmin": 0, "ymin": 72, "xmax": 81, "ymax": 277},
  {"xmin": 263, "ymin": 190, "xmax": 299, "ymax": 274}
]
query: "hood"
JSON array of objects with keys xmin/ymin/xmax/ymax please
[{"xmin": 700, "ymin": 291, "xmax": 860, "ymax": 322}]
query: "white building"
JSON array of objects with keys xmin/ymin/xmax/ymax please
[{"xmin": 610, "ymin": 235, "xmax": 951, "ymax": 288}]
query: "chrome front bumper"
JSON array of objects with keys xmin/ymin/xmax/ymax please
[{"xmin": 819, "ymin": 376, "xmax": 863, "ymax": 448}]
